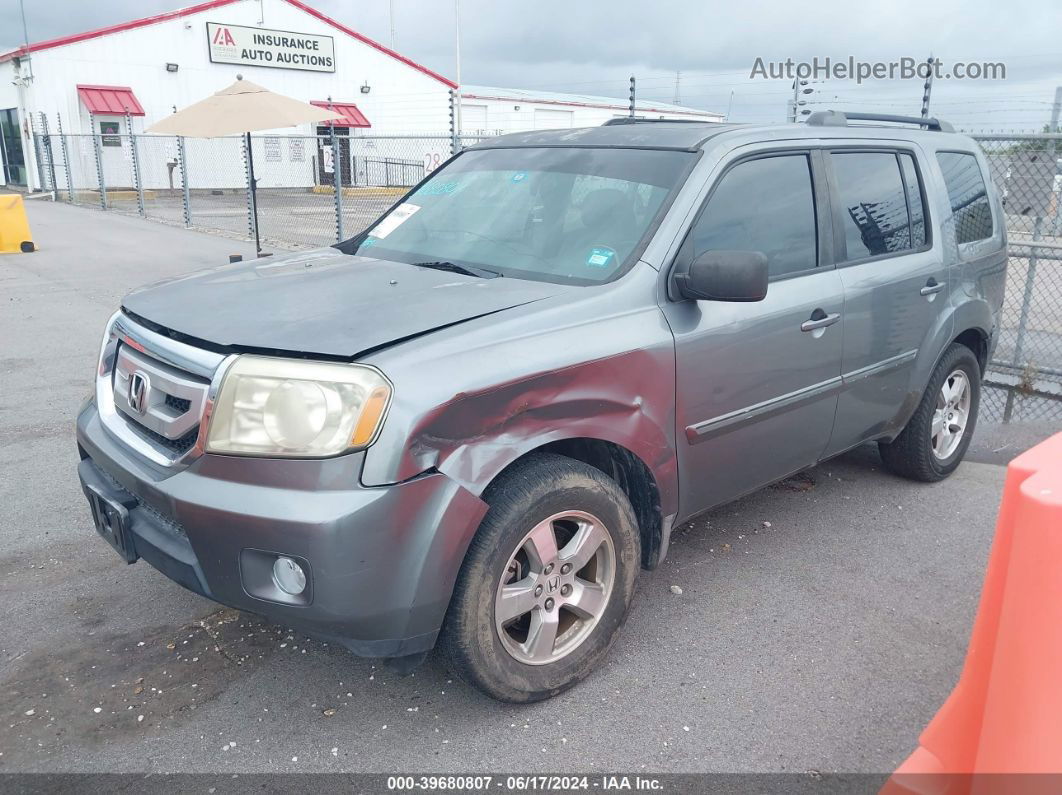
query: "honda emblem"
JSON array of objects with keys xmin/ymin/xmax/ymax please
[{"xmin": 128, "ymin": 371, "xmax": 151, "ymax": 415}]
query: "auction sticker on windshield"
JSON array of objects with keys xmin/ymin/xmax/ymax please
[
  {"xmin": 587, "ymin": 246, "xmax": 617, "ymax": 268},
  {"xmin": 372, "ymin": 203, "xmax": 421, "ymax": 239}
]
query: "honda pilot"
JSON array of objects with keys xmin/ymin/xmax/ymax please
[{"xmin": 77, "ymin": 112, "xmax": 1006, "ymax": 702}]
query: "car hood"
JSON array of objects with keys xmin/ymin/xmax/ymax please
[{"xmin": 122, "ymin": 249, "xmax": 573, "ymax": 358}]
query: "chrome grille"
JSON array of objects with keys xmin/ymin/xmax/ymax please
[
  {"xmin": 96, "ymin": 312, "xmax": 231, "ymax": 468},
  {"xmin": 131, "ymin": 421, "xmax": 201, "ymax": 456},
  {"xmin": 165, "ymin": 394, "xmax": 192, "ymax": 413},
  {"xmin": 113, "ymin": 345, "xmax": 209, "ymax": 441}
]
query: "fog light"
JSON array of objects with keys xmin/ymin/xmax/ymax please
[{"xmin": 272, "ymin": 556, "xmax": 307, "ymax": 595}]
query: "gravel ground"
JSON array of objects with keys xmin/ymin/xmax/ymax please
[{"xmin": 1, "ymin": 200, "xmax": 1058, "ymax": 775}]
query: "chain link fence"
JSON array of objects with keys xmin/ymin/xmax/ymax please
[
  {"xmin": 31, "ymin": 120, "xmax": 464, "ymax": 250},
  {"xmin": 27, "ymin": 121, "xmax": 1062, "ymax": 423},
  {"xmin": 973, "ymin": 134, "xmax": 1062, "ymax": 423}
]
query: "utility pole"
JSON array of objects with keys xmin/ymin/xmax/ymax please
[
  {"xmin": 388, "ymin": 0, "xmax": 396, "ymax": 49},
  {"xmin": 18, "ymin": 0, "xmax": 32, "ymax": 78},
  {"xmin": 449, "ymin": 88, "xmax": 458, "ymax": 155},
  {"xmin": 673, "ymin": 71, "xmax": 681, "ymax": 105},
  {"xmin": 788, "ymin": 79, "xmax": 812, "ymax": 122},
  {"xmin": 629, "ymin": 76, "xmax": 636, "ymax": 118},
  {"xmin": 1049, "ymin": 86, "xmax": 1061, "ymax": 236},
  {"xmin": 1006, "ymin": 85, "xmax": 1061, "ymax": 419},
  {"xmin": 920, "ymin": 54, "xmax": 936, "ymax": 124},
  {"xmin": 453, "ymin": 0, "xmax": 462, "ymax": 137}
]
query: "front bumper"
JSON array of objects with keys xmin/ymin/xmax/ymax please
[{"xmin": 76, "ymin": 399, "xmax": 488, "ymax": 657}]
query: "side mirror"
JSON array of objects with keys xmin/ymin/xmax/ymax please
[{"xmin": 674, "ymin": 250, "xmax": 769, "ymax": 302}]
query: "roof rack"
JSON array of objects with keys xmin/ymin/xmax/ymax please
[
  {"xmin": 602, "ymin": 117, "xmax": 715, "ymax": 126},
  {"xmin": 805, "ymin": 110, "xmax": 954, "ymax": 133}
]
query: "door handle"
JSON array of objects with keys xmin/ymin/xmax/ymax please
[
  {"xmin": 800, "ymin": 311, "xmax": 841, "ymax": 333},
  {"xmin": 920, "ymin": 279, "xmax": 945, "ymax": 296}
]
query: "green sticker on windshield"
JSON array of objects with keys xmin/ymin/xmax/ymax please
[
  {"xmin": 587, "ymin": 246, "xmax": 616, "ymax": 268},
  {"xmin": 419, "ymin": 180, "xmax": 461, "ymax": 196}
]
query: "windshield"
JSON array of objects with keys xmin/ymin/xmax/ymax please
[{"xmin": 341, "ymin": 147, "xmax": 694, "ymax": 284}]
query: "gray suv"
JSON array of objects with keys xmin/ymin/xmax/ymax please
[{"xmin": 77, "ymin": 112, "xmax": 1006, "ymax": 702}]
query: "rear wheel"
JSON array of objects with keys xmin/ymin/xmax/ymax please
[
  {"xmin": 439, "ymin": 453, "xmax": 640, "ymax": 702},
  {"xmin": 879, "ymin": 343, "xmax": 981, "ymax": 482}
]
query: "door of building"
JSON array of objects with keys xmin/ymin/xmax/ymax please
[
  {"xmin": 1, "ymin": 108, "xmax": 26, "ymax": 186},
  {"xmin": 317, "ymin": 125, "xmax": 351, "ymax": 187},
  {"xmin": 533, "ymin": 109, "xmax": 574, "ymax": 129}
]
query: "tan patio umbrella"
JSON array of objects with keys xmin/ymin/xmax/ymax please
[{"xmin": 147, "ymin": 76, "xmax": 341, "ymax": 254}]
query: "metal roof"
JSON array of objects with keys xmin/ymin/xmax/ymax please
[
  {"xmin": 310, "ymin": 100, "xmax": 371, "ymax": 128},
  {"xmin": 0, "ymin": 0, "xmax": 456, "ymax": 88},
  {"xmin": 461, "ymin": 84, "xmax": 723, "ymax": 120},
  {"xmin": 77, "ymin": 84, "xmax": 146, "ymax": 116}
]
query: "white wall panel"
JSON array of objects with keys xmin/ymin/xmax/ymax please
[{"xmin": 11, "ymin": 0, "xmax": 454, "ymax": 188}]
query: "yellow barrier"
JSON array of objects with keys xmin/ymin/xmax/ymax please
[{"xmin": 0, "ymin": 194, "xmax": 35, "ymax": 253}]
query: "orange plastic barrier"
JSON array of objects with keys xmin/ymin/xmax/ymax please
[{"xmin": 884, "ymin": 432, "xmax": 1062, "ymax": 795}]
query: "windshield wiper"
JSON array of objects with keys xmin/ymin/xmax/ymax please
[{"xmin": 409, "ymin": 260, "xmax": 502, "ymax": 279}]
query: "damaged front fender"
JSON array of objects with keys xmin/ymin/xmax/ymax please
[
  {"xmin": 410, "ymin": 352, "xmax": 676, "ymax": 511},
  {"xmin": 360, "ymin": 269, "xmax": 679, "ymax": 523}
]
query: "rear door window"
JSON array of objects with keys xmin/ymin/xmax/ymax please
[
  {"xmin": 830, "ymin": 152, "xmax": 912, "ymax": 260},
  {"xmin": 936, "ymin": 151, "xmax": 993, "ymax": 244},
  {"xmin": 688, "ymin": 154, "xmax": 818, "ymax": 280}
]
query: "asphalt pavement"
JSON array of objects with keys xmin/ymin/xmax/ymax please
[{"xmin": 0, "ymin": 200, "xmax": 1057, "ymax": 774}]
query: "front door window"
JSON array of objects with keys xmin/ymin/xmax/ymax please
[{"xmin": 689, "ymin": 153, "xmax": 819, "ymax": 279}]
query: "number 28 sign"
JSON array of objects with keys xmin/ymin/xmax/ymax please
[{"xmin": 424, "ymin": 151, "xmax": 444, "ymax": 172}]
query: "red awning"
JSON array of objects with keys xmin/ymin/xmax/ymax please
[
  {"xmin": 311, "ymin": 100, "xmax": 371, "ymax": 128},
  {"xmin": 77, "ymin": 84, "xmax": 145, "ymax": 116}
]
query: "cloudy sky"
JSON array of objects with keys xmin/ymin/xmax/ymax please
[{"xmin": 2, "ymin": 0, "xmax": 1060, "ymax": 130}]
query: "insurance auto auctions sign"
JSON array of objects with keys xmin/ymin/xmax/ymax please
[{"xmin": 206, "ymin": 22, "xmax": 335, "ymax": 72}]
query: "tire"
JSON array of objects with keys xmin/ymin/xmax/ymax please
[
  {"xmin": 879, "ymin": 343, "xmax": 981, "ymax": 482},
  {"xmin": 439, "ymin": 453, "xmax": 640, "ymax": 702}
]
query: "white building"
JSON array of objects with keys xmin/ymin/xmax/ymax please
[
  {"xmin": 0, "ymin": 0, "xmax": 456, "ymax": 191},
  {"xmin": 460, "ymin": 85, "xmax": 723, "ymax": 136}
]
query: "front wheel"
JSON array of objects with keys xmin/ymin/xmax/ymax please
[
  {"xmin": 879, "ymin": 343, "xmax": 981, "ymax": 482},
  {"xmin": 439, "ymin": 453, "xmax": 640, "ymax": 702}
]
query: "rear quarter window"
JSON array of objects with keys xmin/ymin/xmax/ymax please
[{"xmin": 935, "ymin": 151, "xmax": 994, "ymax": 244}]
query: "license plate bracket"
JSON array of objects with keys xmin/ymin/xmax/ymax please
[{"xmin": 83, "ymin": 482, "xmax": 138, "ymax": 564}]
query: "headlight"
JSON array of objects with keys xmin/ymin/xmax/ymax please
[{"xmin": 205, "ymin": 355, "xmax": 391, "ymax": 458}]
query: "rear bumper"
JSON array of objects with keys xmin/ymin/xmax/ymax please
[{"xmin": 76, "ymin": 399, "xmax": 488, "ymax": 657}]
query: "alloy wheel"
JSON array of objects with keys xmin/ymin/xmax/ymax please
[
  {"xmin": 932, "ymin": 369, "xmax": 972, "ymax": 460},
  {"xmin": 494, "ymin": 510, "xmax": 615, "ymax": 666}
]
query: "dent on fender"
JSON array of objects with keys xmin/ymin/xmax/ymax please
[{"xmin": 377, "ymin": 348, "xmax": 680, "ymax": 518}]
